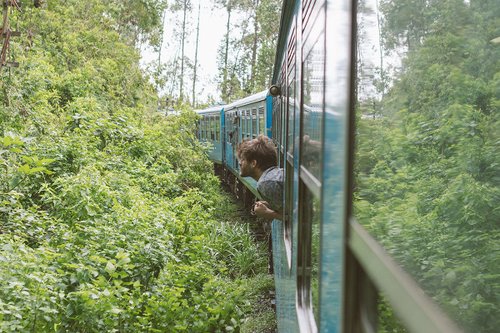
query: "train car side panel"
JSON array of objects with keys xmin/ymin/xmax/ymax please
[
  {"xmin": 272, "ymin": 1, "xmax": 301, "ymax": 332},
  {"xmin": 195, "ymin": 107, "xmax": 224, "ymax": 164},
  {"xmin": 318, "ymin": 0, "xmax": 353, "ymax": 332}
]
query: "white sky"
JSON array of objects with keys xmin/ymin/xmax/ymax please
[
  {"xmin": 141, "ymin": 1, "xmax": 229, "ymax": 103},
  {"xmin": 140, "ymin": 0, "xmax": 401, "ymax": 104}
]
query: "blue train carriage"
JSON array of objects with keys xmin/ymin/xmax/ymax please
[
  {"xmin": 221, "ymin": 90, "xmax": 273, "ymax": 206},
  {"xmin": 195, "ymin": 105, "xmax": 224, "ymax": 173},
  {"xmin": 270, "ymin": 0, "xmax": 481, "ymax": 332},
  {"xmin": 268, "ymin": 0, "xmax": 334, "ymax": 330}
]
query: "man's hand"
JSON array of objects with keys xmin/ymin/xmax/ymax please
[{"xmin": 252, "ymin": 201, "xmax": 282, "ymax": 220}]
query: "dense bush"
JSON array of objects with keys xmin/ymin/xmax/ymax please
[{"xmin": 0, "ymin": 1, "xmax": 273, "ymax": 332}]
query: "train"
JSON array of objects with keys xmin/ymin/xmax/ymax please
[{"xmin": 196, "ymin": 0, "xmax": 496, "ymax": 332}]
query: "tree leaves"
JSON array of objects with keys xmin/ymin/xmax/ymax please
[
  {"xmin": 356, "ymin": 1, "xmax": 499, "ymax": 331},
  {"xmin": 0, "ymin": 1, "xmax": 273, "ymax": 331}
]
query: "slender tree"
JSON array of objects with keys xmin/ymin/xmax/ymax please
[
  {"xmin": 157, "ymin": 9, "xmax": 167, "ymax": 70},
  {"xmin": 222, "ymin": 0, "xmax": 233, "ymax": 99},
  {"xmin": 179, "ymin": 0, "xmax": 189, "ymax": 101},
  {"xmin": 169, "ymin": 0, "xmax": 192, "ymax": 101},
  {"xmin": 249, "ymin": 0, "xmax": 260, "ymax": 92},
  {"xmin": 215, "ymin": 0, "xmax": 281, "ymax": 100},
  {"xmin": 192, "ymin": 0, "xmax": 201, "ymax": 106}
]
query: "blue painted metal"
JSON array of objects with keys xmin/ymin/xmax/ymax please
[
  {"xmin": 195, "ymin": 106, "xmax": 224, "ymax": 164},
  {"xmin": 271, "ymin": 1, "xmax": 301, "ymax": 332},
  {"xmin": 318, "ymin": 1, "xmax": 352, "ymax": 332},
  {"xmin": 220, "ymin": 107, "xmax": 225, "ymax": 164},
  {"xmin": 273, "ymin": 219, "xmax": 299, "ymax": 333},
  {"xmin": 266, "ymin": 94, "xmax": 273, "ymax": 138}
]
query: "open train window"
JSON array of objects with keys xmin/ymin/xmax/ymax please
[
  {"xmin": 240, "ymin": 110, "xmax": 246, "ymax": 139},
  {"xmin": 226, "ymin": 112, "xmax": 232, "ymax": 143},
  {"xmin": 210, "ymin": 115, "xmax": 215, "ymax": 141},
  {"xmin": 215, "ymin": 115, "xmax": 220, "ymax": 141},
  {"xmin": 240, "ymin": 110, "xmax": 246, "ymax": 140},
  {"xmin": 207, "ymin": 116, "xmax": 211, "ymax": 141},
  {"xmin": 283, "ymin": 156, "xmax": 294, "ymax": 266},
  {"xmin": 201, "ymin": 118, "xmax": 205, "ymax": 140},
  {"xmin": 246, "ymin": 110, "xmax": 251, "ymax": 139},
  {"xmin": 287, "ymin": 65, "xmax": 296, "ymax": 162},
  {"xmin": 205, "ymin": 116, "xmax": 208, "ymax": 141},
  {"xmin": 272, "ymin": 95, "xmax": 279, "ymax": 143},
  {"xmin": 273, "ymin": 66, "xmax": 286, "ymax": 167},
  {"xmin": 252, "ymin": 108, "xmax": 258, "ymax": 138},
  {"xmin": 241, "ymin": 110, "xmax": 246, "ymax": 139},
  {"xmin": 280, "ymin": 67, "xmax": 286, "ymax": 163},
  {"xmin": 301, "ymin": 28, "xmax": 324, "ymax": 191},
  {"xmin": 258, "ymin": 107, "xmax": 265, "ymax": 135}
]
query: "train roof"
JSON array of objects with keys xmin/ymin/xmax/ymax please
[
  {"xmin": 272, "ymin": 2, "xmax": 296, "ymax": 84},
  {"xmin": 225, "ymin": 90, "xmax": 268, "ymax": 111},
  {"xmin": 194, "ymin": 104, "xmax": 225, "ymax": 114}
]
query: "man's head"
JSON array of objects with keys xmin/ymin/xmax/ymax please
[{"xmin": 237, "ymin": 135, "xmax": 278, "ymax": 179}]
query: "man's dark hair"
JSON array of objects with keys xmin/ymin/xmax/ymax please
[{"xmin": 237, "ymin": 135, "xmax": 278, "ymax": 171}]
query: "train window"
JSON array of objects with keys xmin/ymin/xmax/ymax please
[
  {"xmin": 279, "ymin": 72, "xmax": 286, "ymax": 168},
  {"xmin": 297, "ymin": 181, "xmax": 320, "ymax": 331},
  {"xmin": 206, "ymin": 116, "xmax": 209, "ymax": 140},
  {"xmin": 353, "ymin": 1, "xmax": 497, "ymax": 332},
  {"xmin": 201, "ymin": 118, "xmax": 205, "ymax": 140},
  {"xmin": 210, "ymin": 116, "xmax": 215, "ymax": 141},
  {"xmin": 226, "ymin": 113, "xmax": 232, "ymax": 142},
  {"xmin": 282, "ymin": 67, "xmax": 296, "ymax": 266},
  {"xmin": 198, "ymin": 118, "xmax": 202, "ymax": 140},
  {"xmin": 241, "ymin": 111, "xmax": 244, "ymax": 139},
  {"xmin": 252, "ymin": 108, "xmax": 258, "ymax": 138},
  {"xmin": 272, "ymin": 97, "xmax": 280, "ymax": 143},
  {"xmin": 205, "ymin": 117, "xmax": 209, "ymax": 141},
  {"xmin": 283, "ymin": 157, "xmax": 294, "ymax": 266},
  {"xmin": 212, "ymin": 115, "xmax": 216, "ymax": 141},
  {"xmin": 246, "ymin": 110, "xmax": 251, "ymax": 139},
  {"xmin": 258, "ymin": 107, "xmax": 265, "ymax": 135},
  {"xmin": 240, "ymin": 110, "xmax": 246, "ymax": 140},
  {"xmin": 215, "ymin": 115, "xmax": 220, "ymax": 141},
  {"xmin": 287, "ymin": 65, "xmax": 296, "ymax": 161},
  {"xmin": 213, "ymin": 115, "xmax": 216, "ymax": 141},
  {"xmin": 272, "ymin": 88, "xmax": 285, "ymax": 167},
  {"xmin": 301, "ymin": 31, "xmax": 324, "ymax": 184}
]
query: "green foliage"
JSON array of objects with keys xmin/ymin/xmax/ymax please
[
  {"xmin": 0, "ymin": 1, "xmax": 273, "ymax": 332},
  {"xmin": 216, "ymin": 0, "xmax": 282, "ymax": 101},
  {"xmin": 356, "ymin": 1, "xmax": 499, "ymax": 332}
]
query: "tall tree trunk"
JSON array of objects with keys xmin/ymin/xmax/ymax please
[
  {"xmin": 192, "ymin": 1, "xmax": 201, "ymax": 107},
  {"xmin": 179, "ymin": 0, "xmax": 188, "ymax": 101},
  {"xmin": 375, "ymin": 0, "xmax": 385, "ymax": 98},
  {"xmin": 249, "ymin": 0, "xmax": 259, "ymax": 93},
  {"xmin": 158, "ymin": 9, "xmax": 166, "ymax": 70},
  {"xmin": 169, "ymin": 55, "xmax": 180, "ymax": 97},
  {"xmin": 222, "ymin": 1, "xmax": 232, "ymax": 99},
  {"xmin": 156, "ymin": 9, "xmax": 167, "ymax": 93}
]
